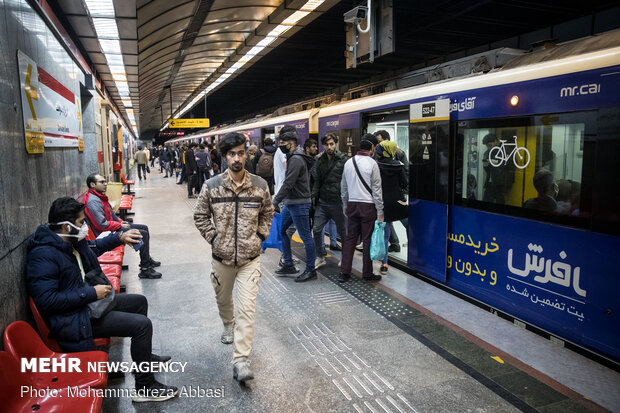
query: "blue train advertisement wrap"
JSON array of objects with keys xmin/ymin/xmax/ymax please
[
  {"xmin": 443, "ymin": 207, "xmax": 620, "ymax": 360},
  {"xmin": 407, "ymin": 199, "xmax": 448, "ymax": 282}
]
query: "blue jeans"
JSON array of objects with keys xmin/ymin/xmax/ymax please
[
  {"xmin": 382, "ymin": 223, "xmax": 393, "ymax": 265},
  {"xmin": 281, "ymin": 203, "xmax": 315, "ymax": 272}
]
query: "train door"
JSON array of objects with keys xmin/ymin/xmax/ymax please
[
  {"xmin": 364, "ymin": 107, "xmax": 410, "ymax": 263},
  {"xmin": 262, "ymin": 127, "xmax": 276, "ymax": 147},
  {"xmin": 407, "ymin": 99, "xmax": 451, "ymax": 282}
]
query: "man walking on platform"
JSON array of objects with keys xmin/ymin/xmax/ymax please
[
  {"xmin": 185, "ymin": 143, "xmax": 199, "ymax": 198},
  {"xmin": 194, "ymin": 132, "xmax": 274, "ymax": 383},
  {"xmin": 312, "ymin": 133, "xmax": 348, "ymax": 269},
  {"xmin": 272, "ymin": 130, "xmax": 317, "ymax": 282},
  {"xmin": 134, "ymin": 146, "xmax": 148, "ymax": 180},
  {"xmin": 339, "ymin": 137, "xmax": 384, "ymax": 282}
]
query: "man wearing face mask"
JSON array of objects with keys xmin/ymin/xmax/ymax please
[
  {"xmin": 273, "ymin": 131, "xmax": 317, "ymax": 282},
  {"xmin": 84, "ymin": 173, "xmax": 162, "ymax": 279},
  {"xmin": 26, "ymin": 197, "xmax": 178, "ymax": 402}
]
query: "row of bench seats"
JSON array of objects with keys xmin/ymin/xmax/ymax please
[
  {"xmin": 0, "ymin": 180, "xmax": 140, "ymax": 411},
  {"xmin": 1, "ymin": 321, "xmax": 107, "ymax": 412},
  {"xmin": 1, "ymin": 231, "xmax": 129, "ymax": 411}
]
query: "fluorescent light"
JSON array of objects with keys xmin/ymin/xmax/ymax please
[
  {"xmin": 105, "ymin": 53, "xmax": 124, "ymax": 65},
  {"xmin": 92, "ymin": 18, "xmax": 119, "ymax": 38},
  {"xmin": 256, "ymin": 37, "xmax": 276, "ymax": 48},
  {"xmin": 84, "ymin": 0, "xmax": 115, "ymax": 17},
  {"xmin": 100, "ymin": 39, "xmax": 121, "ymax": 54},
  {"xmin": 246, "ymin": 45, "xmax": 265, "ymax": 56},
  {"xmin": 282, "ymin": 11, "xmax": 309, "ymax": 25},
  {"xmin": 300, "ymin": 0, "xmax": 325, "ymax": 11},
  {"xmin": 112, "ymin": 73, "xmax": 127, "ymax": 82}
]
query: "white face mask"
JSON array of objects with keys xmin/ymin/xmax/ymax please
[{"xmin": 53, "ymin": 221, "xmax": 89, "ymax": 241}]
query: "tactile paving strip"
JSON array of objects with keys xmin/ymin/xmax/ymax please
[{"xmin": 257, "ymin": 268, "xmax": 423, "ymax": 413}]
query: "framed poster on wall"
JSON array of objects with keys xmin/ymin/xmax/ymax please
[{"xmin": 17, "ymin": 50, "xmax": 83, "ymax": 153}]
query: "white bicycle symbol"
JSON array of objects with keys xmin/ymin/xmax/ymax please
[{"xmin": 489, "ymin": 136, "xmax": 530, "ymax": 169}]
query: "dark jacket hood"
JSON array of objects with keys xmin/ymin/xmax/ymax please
[
  {"xmin": 28, "ymin": 224, "xmax": 73, "ymax": 255},
  {"xmin": 263, "ymin": 145, "xmax": 277, "ymax": 153},
  {"xmin": 288, "ymin": 146, "xmax": 315, "ymax": 169}
]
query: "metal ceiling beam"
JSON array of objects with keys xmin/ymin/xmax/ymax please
[{"xmin": 143, "ymin": 0, "xmax": 215, "ymax": 128}]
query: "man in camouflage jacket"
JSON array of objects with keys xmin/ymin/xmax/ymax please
[{"xmin": 193, "ymin": 132, "xmax": 274, "ymax": 383}]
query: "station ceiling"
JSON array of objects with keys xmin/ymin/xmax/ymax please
[{"xmin": 50, "ymin": 0, "xmax": 620, "ymax": 141}]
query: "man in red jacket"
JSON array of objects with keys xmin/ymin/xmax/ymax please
[{"xmin": 84, "ymin": 173, "xmax": 162, "ymax": 279}]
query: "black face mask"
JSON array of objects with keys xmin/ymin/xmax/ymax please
[{"xmin": 279, "ymin": 144, "xmax": 290, "ymax": 154}]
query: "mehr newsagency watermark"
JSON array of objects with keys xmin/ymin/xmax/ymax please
[{"xmin": 21, "ymin": 385, "xmax": 225, "ymax": 399}]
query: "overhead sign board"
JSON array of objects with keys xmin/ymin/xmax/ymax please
[{"xmin": 168, "ymin": 118, "xmax": 210, "ymax": 128}]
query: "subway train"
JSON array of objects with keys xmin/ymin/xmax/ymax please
[{"xmin": 169, "ymin": 34, "xmax": 620, "ymax": 363}]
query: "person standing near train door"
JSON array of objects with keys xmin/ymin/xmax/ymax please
[{"xmin": 193, "ymin": 132, "xmax": 274, "ymax": 383}]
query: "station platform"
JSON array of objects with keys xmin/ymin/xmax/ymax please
[{"xmin": 104, "ymin": 169, "xmax": 620, "ymax": 412}]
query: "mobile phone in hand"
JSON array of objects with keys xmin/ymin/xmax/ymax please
[{"xmin": 132, "ymin": 239, "xmax": 144, "ymax": 251}]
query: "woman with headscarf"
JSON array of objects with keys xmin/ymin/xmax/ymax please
[{"xmin": 376, "ymin": 140, "xmax": 408, "ymax": 274}]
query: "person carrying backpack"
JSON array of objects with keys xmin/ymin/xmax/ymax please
[{"xmin": 253, "ymin": 137, "xmax": 277, "ymax": 194}]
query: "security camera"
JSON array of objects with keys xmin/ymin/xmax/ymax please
[{"xmin": 344, "ymin": 6, "xmax": 367, "ymax": 24}]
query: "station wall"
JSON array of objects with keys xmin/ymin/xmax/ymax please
[{"xmin": 0, "ymin": 0, "xmax": 99, "ymax": 341}]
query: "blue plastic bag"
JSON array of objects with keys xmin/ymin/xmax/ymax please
[
  {"xmin": 370, "ymin": 221, "xmax": 387, "ymax": 261},
  {"xmin": 262, "ymin": 213, "xmax": 283, "ymax": 252}
]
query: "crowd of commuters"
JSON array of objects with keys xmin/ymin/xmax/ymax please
[{"xmin": 22, "ymin": 126, "xmax": 410, "ymax": 402}]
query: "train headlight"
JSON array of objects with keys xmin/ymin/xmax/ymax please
[{"xmin": 510, "ymin": 95, "xmax": 519, "ymax": 106}]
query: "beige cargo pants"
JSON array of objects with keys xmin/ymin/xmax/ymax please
[{"xmin": 210, "ymin": 257, "xmax": 261, "ymax": 363}]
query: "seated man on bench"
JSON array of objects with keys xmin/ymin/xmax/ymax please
[
  {"xmin": 26, "ymin": 197, "xmax": 178, "ymax": 403},
  {"xmin": 84, "ymin": 173, "xmax": 162, "ymax": 279}
]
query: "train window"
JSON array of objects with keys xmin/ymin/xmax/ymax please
[{"xmin": 455, "ymin": 111, "xmax": 597, "ymax": 227}]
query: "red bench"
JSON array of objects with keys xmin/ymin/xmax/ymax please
[
  {"xmin": 29, "ymin": 298, "xmax": 110, "ymax": 351},
  {"xmin": 121, "ymin": 173, "xmax": 135, "ymax": 195},
  {"xmin": 100, "ymin": 263, "xmax": 122, "ymax": 278},
  {"xmin": 3, "ymin": 321, "xmax": 108, "ymax": 389},
  {"xmin": 0, "ymin": 352, "xmax": 103, "ymax": 413}
]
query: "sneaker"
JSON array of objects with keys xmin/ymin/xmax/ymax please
[
  {"xmin": 363, "ymin": 274, "xmax": 382, "ymax": 282},
  {"xmin": 355, "ymin": 243, "xmax": 363, "ymax": 251},
  {"xmin": 139, "ymin": 268, "xmax": 162, "ymax": 279},
  {"xmin": 147, "ymin": 258, "xmax": 161, "ymax": 268},
  {"xmin": 221, "ymin": 323, "xmax": 234, "ymax": 344},
  {"xmin": 329, "ymin": 244, "xmax": 342, "ymax": 251},
  {"xmin": 295, "ymin": 270, "xmax": 317, "ymax": 282},
  {"xmin": 233, "ymin": 359, "xmax": 254, "ymax": 383},
  {"xmin": 151, "ymin": 354, "xmax": 171, "ymax": 365},
  {"xmin": 163, "ymin": 175, "xmax": 169, "ymax": 178},
  {"xmin": 315, "ymin": 256, "xmax": 326, "ymax": 269},
  {"xmin": 188, "ymin": 194, "xmax": 197, "ymax": 199},
  {"xmin": 337, "ymin": 273, "xmax": 350, "ymax": 283},
  {"xmin": 132, "ymin": 380, "xmax": 178, "ymax": 402},
  {"xmin": 275, "ymin": 265, "xmax": 298, "ymax": 275},
  {"xmin": 380, "ymin": 264, "xmax": 388, "ymax": 274},
  {"xmin": 388, "ymin": 244, "xmax": 401, "ymax": 253}
]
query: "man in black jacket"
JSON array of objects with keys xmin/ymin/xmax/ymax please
[
  {"xmin": 312, "ymin": 133, "xmax": 348, "ymax": 269},
  {"xmin": 26, "ymin": 197, "xmax": 178, "ymax": 402},
  {"xmin": 273, "ymin": 131, "xmax": 317, "ymax": 282},
  {"xmin": 185, "ymin": 143, "xmax": 199, "ymax": 198}
]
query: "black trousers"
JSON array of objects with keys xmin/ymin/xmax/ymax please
[
  {"xmin": 187, "ymin": 173, "xmax": 197, "ymax": 196},
  {"xmin": 91, "ymin": 294, "xmax": 154, "ymax": 387},
  {"xmin": 137, "ymin": 164, "xmax": 147, "ymax": 180},
  {"xmin": 197, "ymin": 167, "xmax": 208, "ymax": 192},
  {"xmin": 312, "ymin": 203, "xmax": 347, "ymax": 258}
]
